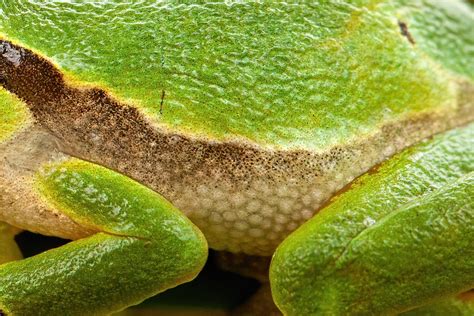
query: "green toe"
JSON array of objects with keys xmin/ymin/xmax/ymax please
[
  {"xmin": 0, "ymin": 159, "xmax": 208, "ymax": 315},
  {"xmin": 271, "ymin": 123, "xmax": 474, "ymax": 315}
]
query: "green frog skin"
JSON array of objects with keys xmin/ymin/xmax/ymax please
[{"xmin": 0, "ymin": 1, "xmax": 473, "ymax": 315}]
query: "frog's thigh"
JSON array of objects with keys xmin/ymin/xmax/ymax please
[
  {"xmin": 0, "ymin": 158, "xmax": 208, "ymax": 316},
  {"xmin": 270, "ymin": 124, "xmax": 474, "ymax": 315},
  {"xmin": 0, "ymin": 222, "xmax": 22, "ymax": 265}
]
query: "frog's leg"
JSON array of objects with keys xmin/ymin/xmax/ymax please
[
  {"xmin": 0, "ymin": 223, "xmax": 22, "ymax": 265},
  {"xmin": 270, "ymin": 123, "xmax": 474, "ymax": 315},
  {"xmin": 0, "ymin": 158, "xmax": 208, "ymax": 315}
]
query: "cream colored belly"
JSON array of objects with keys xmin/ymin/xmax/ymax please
[{"xmin": 2, "ymin": 105, "xmax": 473, "ymax": 256}]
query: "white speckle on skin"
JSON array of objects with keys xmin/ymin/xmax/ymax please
[
  {"xmin": 111, "ymin": 205, "xmax": 121, "ymax": 216},
  {"xmin": 363, "ymin": 216, "xmax": 376, "ymax": 227},
  {"xmin": 84, "ymin": 184, "xmax": 97, "ymax": 195}
]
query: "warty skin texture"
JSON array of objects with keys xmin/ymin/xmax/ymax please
[
  {"xmin": 0, "ymin": 0, "xmax": 473, "ymax": 255},
  {"xmin": 0, "ymin": 0, "xmax": 473, "ymax": 315}
]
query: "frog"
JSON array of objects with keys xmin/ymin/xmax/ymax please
[{"xmin": 0, "ymin": 0, "xmax": 473, "ymax": 315}]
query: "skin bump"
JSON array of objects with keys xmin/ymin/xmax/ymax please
[{"xmin": 1, "ymin": 39, "xmax": 473, "ymax": 255}]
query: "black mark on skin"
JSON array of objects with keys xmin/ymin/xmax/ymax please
[
  {"xmin": 398, "ymin": 20, "xmax": 415, "ymax": 45},
  {"xmin": 160, "ymin": 89, "xmax": 166, "ymax": 114}
]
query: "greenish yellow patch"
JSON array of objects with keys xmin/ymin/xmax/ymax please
[
  {"xmin": 0, "ymin": 88, "xmax": 30, "ymax": 143},
  {"xmin": 0, "ymin": 1, "xmax": 471, "ymax": 149}
]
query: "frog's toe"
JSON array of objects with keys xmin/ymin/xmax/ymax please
[
  {"xmin": 0, "ymin": 159, "xmax": 208, "ymax": 316},
  {"xmin": 270, "ymin": 124, "xmax": 474, "ymax": 315}
]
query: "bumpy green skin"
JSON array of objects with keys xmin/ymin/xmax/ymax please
[
  {"xmin": 0, "ymin": 1, "xmax": 472, "ymax": 314},
  {"xmin": 270, "ymin": 123, "xmax": 474, "ymax": 315},
  {"xmin": 0, "ymin": 87, "xmax": 29, "ymax": 142},
  {"xmin": 1, "ymin": 0, "xmax": 472, "ymax": 149},
  {"xmin": 0, "ymin": 223, "xmax": 21, "ymax": 265},
  {"xmin": 0, "ymin": 159, "xmax": 208, "ymax": 315}
]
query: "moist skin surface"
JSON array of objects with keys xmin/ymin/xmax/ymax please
[{"xmin": 0, "ymin": 1, "xmax": 473, "ymax": 255}]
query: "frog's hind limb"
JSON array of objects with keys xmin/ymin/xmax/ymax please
[
  {"xmin": 270, "ymin": 123, "xmax": 474, "ymax": 315},
  {"xmin": 0, "ymin": 158, "xmax": 208, "ymax": 315}
]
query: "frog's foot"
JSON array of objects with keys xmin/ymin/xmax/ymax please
[
  {"xmin": 0, "ymin": 158, "xmax": 208, "ymax": 315},
  {"xmin": 0, "ymin": 223, "xmax": 22, "ymax": 265},
  {"xmin": 270, "ymin": 123, "xmax": 474, "ymax": 315}
]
